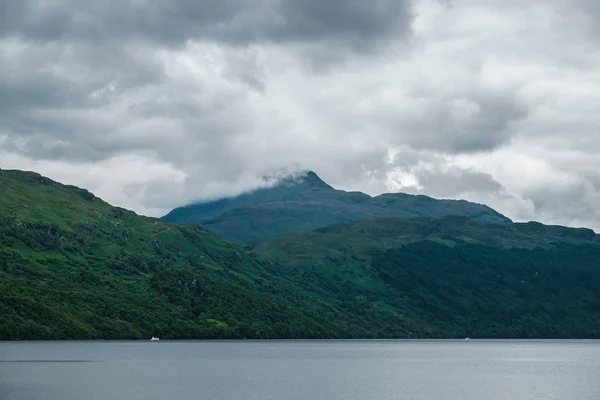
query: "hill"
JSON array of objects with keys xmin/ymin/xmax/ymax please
[
  {"xmin": 2, "ymin": 169, "xmax": 600, "ymax": 340},
  {"xmin": 255, "ymin": 217, "xmax": 600, "ymax": 338},
  {"xmin": 162, "ymin": 171, "xmax": 511, "ymax": 243},
  {"xmin": 0, "ymin": 169, "xmax": 373, "ymax": 340}
]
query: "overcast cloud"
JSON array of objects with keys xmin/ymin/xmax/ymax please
[{"xmin": 1, "ymin": 0, "xmax": 599, "ymax": 230}]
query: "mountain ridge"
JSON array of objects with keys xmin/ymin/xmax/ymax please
[
  {"xmin": 255, "ymin": 216, "xmax": 600, "ymax": 338},
  {"xmin": 2, "ymin": 168, "xmax": 600, "ymax": 340},
  {"xmin": 0, "ymin": 169, "xmax": 374, "ymax": 339},
  {"xmin": 163, "ymin": 170, "xmax": 512, "ymax": 243}
]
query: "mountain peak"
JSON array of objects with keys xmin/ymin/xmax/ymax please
[
  {"xmin": 163, "ymin": 169, "xmax": 512, "ymax": 243},
  {"xmin": 298, "ymin": 171, "xmax": 331, "ymax": 188},
  {"xmin": 262, "ymin": 170, "xmax": 332, "ymax": 190}
]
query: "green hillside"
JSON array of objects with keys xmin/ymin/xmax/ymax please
[
  {"xmin": 255, "ymin": 217, "xmax": 600, "ymax": 338},
  {"xmin": 2, "ymin": 169, "xmax": 600, "ymax": 340},
  {"xmin": 163, "ymin": 171, "xmax": 511, "ymax": 243},
  {"xmin": 0, "ymin": 169, "xmax": 371, "ymax": 340}
]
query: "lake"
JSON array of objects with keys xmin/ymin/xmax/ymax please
[{"xmin": 1, "ymin": 340, "xmax": 599, "ymax": 400}]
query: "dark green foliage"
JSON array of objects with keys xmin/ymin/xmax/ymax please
[
  {"xmin": 2, "ymin": 169, "xmax": 600, "ymax": 340},
  {"xmin": 162, "ymin": 171, "xmax": 511, "ymax": 243},
  {"xmin": 256, "ymin": 217, "xmax": 600, "ymax": 339},
  {"xmin": 0, "ymin": 170, "xmax": 369, "ymax": 340},
  {"xmin": 371, "ymin": 242, "xmax": 600, "ymax": 338}
]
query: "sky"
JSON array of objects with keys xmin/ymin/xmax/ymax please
[{"xmin": 1, "ymin": 0, "xmax": 599, "ymax": 229}]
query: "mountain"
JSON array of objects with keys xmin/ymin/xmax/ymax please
[
  {"xmin": 255, "ymin": 217, "xmax": 600, "ymax": 338},
  {"xmin": 163, "ymin": 171, "xmax": 511, "ymax": 243},
  {"xmin": 0, "ymin": 169, "xmax": 374, "ymax": 340},
  {"xmin": 2, "ymin": 169, "xmax": 600, "ymax": 340}
]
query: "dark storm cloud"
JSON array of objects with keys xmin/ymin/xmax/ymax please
[
  {"xmin": 0, "ymin": 39, "xmax": 164, "ymax": 111},
  {"xmin": 380, "ymin": 86, "xmax": 529, "ymax": 154},
  {"xmin": 0, "ymin": 75, "xmax": 85, "ymax": 117},
  {"xmin": 0, "ymin": 0, "xmax": 413, "ymax": 162},
  {"xmin": 437, "ymin": 91, "xmax": 528, "ymax": 153},
  {"xmin": 273, "ymin": 0, "xmax": 411, "ymax": 46},
  {"xmin": 413, "ymin": 167, "xmax": 503, "ymax": 197},
  {"xmin": 521, "ymin": 180, "xmax": 600, "ymax": 226},
  {"xmin": 1, "ymin": 0, "xmax": 413, "ymax": 48},
  {"xmin": 0, "ymin": 36, "xmax": 169, "ymax": 159},
  {"xmin": 0, "ymin": 137, "xmax": 107, "ymax": 162}
]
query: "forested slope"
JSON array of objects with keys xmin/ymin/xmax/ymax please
[
  {"xmin": 163, "ymin": 171, "xmax": 511, "ymax": 243},
  {"xmin": 256, "ymin": 217, "xmax": 600, "ymax": 338},
  {"xmin": 0, "ymin": 170, "xmax": 369, "ymax": 339},
  {"xmin": 2, "ymin": 169, "xmax": 600, "ymax": 340}
]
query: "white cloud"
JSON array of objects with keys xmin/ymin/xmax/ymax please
[{"xmin": 1, "ymin": 0, "xmax": 600, "ymax": 230}]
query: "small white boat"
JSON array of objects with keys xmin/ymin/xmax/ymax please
[{"xmin": 150, "ymin": 337, "xmax": 160, "ymax": 341}]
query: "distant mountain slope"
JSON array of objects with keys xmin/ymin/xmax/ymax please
[
  {"xmin": 163, "ymin": 171, "xmax": 511, "ymax": 243},
  {"xmin": 3, "ymin": 169, "xmax": 599, "ymax": 340},
  {"xmin": 255, "ymin": 217, "xmax": 600, "ymax": 339},
  {"xmin": 0, "ymin": 169, "xmax": 374, "ymax": 340}
]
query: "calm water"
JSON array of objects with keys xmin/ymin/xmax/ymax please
[{"xmin": 1, "ymin": 340, "xmax": 599, "ymax": 400}]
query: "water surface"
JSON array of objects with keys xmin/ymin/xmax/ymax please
[{"xmin": 1, "ymin": 340, "xmax": 599, "ymax": 400}]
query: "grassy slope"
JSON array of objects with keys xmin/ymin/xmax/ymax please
[
  {"xmin": 255, "ymin": 217, "xmax": 600, "ymax": 338},
  {"xmin": 0, "ymin": 170, "xmax": 371, "ymax": 340},
  {"xmin": 163, "ymin": 171, "xmax": 511, "ymax": 243},
  {"xmin": 3, "ymin": 169, "xmax": 600, "ymax": 339}
]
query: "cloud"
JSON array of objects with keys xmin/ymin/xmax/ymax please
[
  {"xmin": 1, "ymin": 0, "xmax": 600, "ymax": 231},
  {"xmin": 378, "ymin": 85, "xmax": 528, "ymax": 153},
  {"xmin": 1, "ymin": 0, "xmax": 413, "ymax": 49}
]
